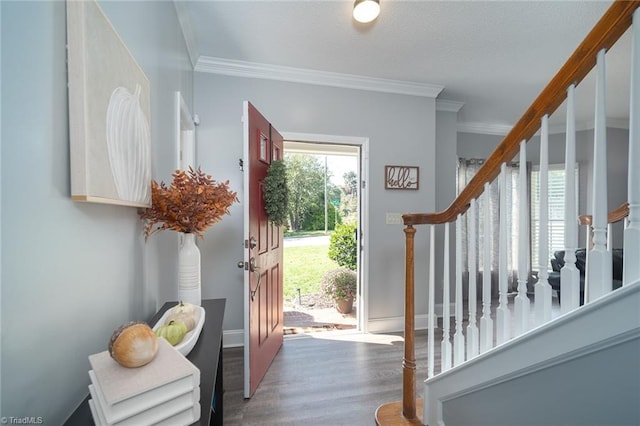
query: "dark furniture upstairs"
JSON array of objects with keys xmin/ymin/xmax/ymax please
[{"xmin": 548, "ymin": 249, "xmax": 623, "ymax": 304}]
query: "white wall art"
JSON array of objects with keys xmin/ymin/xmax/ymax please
[{"xmin": 67, "ymin": 0, "xmax": 151, "ymax": 207}]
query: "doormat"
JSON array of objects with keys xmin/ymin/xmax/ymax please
[{"xmin": 284, "ymin": 323, "xmax": 356, "ymax": 335}]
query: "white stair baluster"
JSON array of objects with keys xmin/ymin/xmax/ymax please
[
  {"xmin": 428, "ymin": 224, "xmax": 435, "ymax": 378},
  {"xmin": 496, "ymin": 163, "xmax": 511, "ymax": 345},
  {"xmin": 535, "ymin": 114, "xmax": 553, "ymax": 325},
  {"xmin": 441, "ymin": 222, "xmax": 452, "ymax": 371},
  {"xmin": 453, "ymin": 215, "xmax": 466, "ymax": 366},
  {"xmin": 586, "ymin": 49, "xmax": 613, "ymax": 302},
  {"xmin": 480, "ymin": 183, "xmax": 493, "ymax": 352},
  {"xmin": 562, "ymin": 84, "xmax": 581, "ymax": 313},
  {"xmin": 514, "ymin": 140, "xmax": 530, "ymax": 336},
  {"xmin": 625, "ymin": 8, "xmax": 640, "ymax": 286},
  {"xmin": 466, "ymin": 199, "xmax": 479, "ymax": 358}
]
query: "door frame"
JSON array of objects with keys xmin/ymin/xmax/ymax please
[
  {"xmin": 281, "ymin": 132, "xmax": 370, "ymax": 332},
  {"xmin": 175, "ymin": 91, "xmax": 197, "ymax": 253},
  {"xmin": 175, "ymin": 91, "xmax": 195, "ymax": 170}
]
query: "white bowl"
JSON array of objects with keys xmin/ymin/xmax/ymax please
[{"xmin": 152, "ymin": 305, "xmax": 205, "ymax": 356}]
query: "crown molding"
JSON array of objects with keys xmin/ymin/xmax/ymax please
[
  {"xmin": 436, "ymin": 99, "xmax": 464, "ymax": 113},
  {"xmin": 173, "ymin": 0, "xmax": 199, "ymax": 68},
  {"xmin": 457, "ymin": 122, "xmax": 512, "ymax": 136},
  {"xmin": 195, "ymin": 56, "xmax": 444, "ymax": 98}
]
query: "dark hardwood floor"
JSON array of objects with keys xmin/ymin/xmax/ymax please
[
  {"xmin": 223, "ymin": 332, "xmax": 434, "ymax": 426},
  {"xmin": 222, "ymin": 295, "xmax": 559, "ymax": 425}
]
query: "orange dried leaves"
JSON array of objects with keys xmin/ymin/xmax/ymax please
[{"xmin": 138, "ymin": 167, "xmax": 238, "ymax": 239}]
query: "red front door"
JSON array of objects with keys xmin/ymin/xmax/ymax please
[{"xmin": 242, "ymin": 101, "xmax": 284, "ymax": 398}]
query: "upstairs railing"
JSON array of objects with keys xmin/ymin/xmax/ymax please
[
  {"xmin": 580, "ymin": 201, "xmax": 630, "ymax": 248},
  {"xmin": 375, "ymin": 2, "xmax": 640, "ymax": 425}
]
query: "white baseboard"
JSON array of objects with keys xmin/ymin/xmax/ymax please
[
  {"xmin": 367, "ymin": 314, "xmax": 431, "ymax": 333},
  {"xmin": 366, "ymin": 303, "xmax": 455, "ymax": 334},
  {"xmin": 223, "ymin": 329, "xmax": 244, "ymax": 348}
]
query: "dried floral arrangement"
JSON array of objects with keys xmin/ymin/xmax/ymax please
[{"xmin": 138, "ymin": 167, "xmax": 238, "ymax": 239}]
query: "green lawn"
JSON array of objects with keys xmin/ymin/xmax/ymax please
[{"xmin": 284, "ymin": 244, "xmax": 339, "ymax": 302}]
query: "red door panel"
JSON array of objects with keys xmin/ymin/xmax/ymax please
[{"xmin": 244, "ymin": 101, "xmax": 284, "ymax": 398}]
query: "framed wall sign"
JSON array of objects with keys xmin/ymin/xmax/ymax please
[{"xmin": 385, "ymin": 165, "xmax": 419, "ymax": 190}]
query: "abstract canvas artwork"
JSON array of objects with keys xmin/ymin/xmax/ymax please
[{"xmin": 67, "ymin": 0, "xmax": 151, "ymax": 207}]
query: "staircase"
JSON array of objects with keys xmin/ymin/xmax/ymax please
[{"xmin": 378, "ymin": 2, "xmax": 640, "ymax": 425}]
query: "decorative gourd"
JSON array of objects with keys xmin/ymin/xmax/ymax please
[
  {"xmin": 172, "ymin": 301, "xmax": 196, "ymax": 317},
  {"xmin": 109, "ymin": 321, "xmax": 158, "ymax": 368},
  {"xmin": 155, "ymin": 320, "xmax": 188, "ymax": 346},
  {"xmin": 165, "ymin": 311, "xmax": 196, "ymax": 332},
  {"xmin": 106, "ymin": 84, "xmax": 151, "ymax": 204}
]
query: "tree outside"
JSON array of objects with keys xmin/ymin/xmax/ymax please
[
  {"xmin": 285, "ymin": 154, "xmax": 326, "ymax": 231},
  {"xmin": 283, "ymin": 153, "xmax": 358, "ymax": 232},
  {"xmin": 285, "ymin": 153, "xmax": 344, "ymax": 231},
  {"xmin": 340, "ymin": 170, "xmax": 358, "ymax": 224}
]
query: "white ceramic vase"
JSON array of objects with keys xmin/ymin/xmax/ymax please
[{"xmin": 178, "ymin": 233, "xmax": 201, "ymax": 305}]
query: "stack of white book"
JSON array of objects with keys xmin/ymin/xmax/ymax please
[{"xmin": 87, "ymin": 337, "xmax": 201, "ymax": 426}]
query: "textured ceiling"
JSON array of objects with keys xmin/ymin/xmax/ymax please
[{"xmin": 180, "ymin": 0, "xmax": 631, "ymax": 133}]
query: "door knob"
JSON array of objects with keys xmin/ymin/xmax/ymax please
[
  {"xmin": 249, "ymin": 257, "xmax": 262, "ymax": 301},
  {"xmin": 237, "ymin": 261, "xmax": 246, "ymax": 269},
  {"xmin": 249, "ymin": 257, "xmax": 258, "ymax": 272}
]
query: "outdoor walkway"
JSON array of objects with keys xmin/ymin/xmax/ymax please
[
  {"xmin": 283, "ymin": 234, "xmax": 330, "ymax": 247},
  {"xmin": 284, "ymin": 303, "xmax": 357, "ymax": 334}
]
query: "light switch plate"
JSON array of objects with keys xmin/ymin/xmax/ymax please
[{"xmin": 386, "ymin": 213, "xmax": 403, "ymax": 225}]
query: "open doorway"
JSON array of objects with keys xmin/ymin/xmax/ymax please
[{"xmin": 281, "ymin": 133, "xmax": 369, "ymax": 335}]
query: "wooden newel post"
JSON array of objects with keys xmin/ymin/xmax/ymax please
[
  {"xmin": 375, "ymin": 225, "xmax": 423, "ymax": 425},
  {"xmin": 403, "ymin": 225, "xmax": 417, "ymax": 419}
]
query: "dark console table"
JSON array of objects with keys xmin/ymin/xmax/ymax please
[{"xmin": 64, "ymin": 298, "xmax": 226, "ymax": 426}]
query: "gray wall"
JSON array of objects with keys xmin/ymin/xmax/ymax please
[
  {"xmin": 193, "ymin": 72, "xmax": 437, "ymax": 331},
  {"xmin": 458, "ymin": 127, "xmax": 629, "ymax": 248},
  {"xmin": 1, "ymin": 1, "xmax": 192, "ymax": 422}
]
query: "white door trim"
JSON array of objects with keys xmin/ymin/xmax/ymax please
[
  {"xmin": 281, "ymin": 132, "xmax": 370, "ymax": 333},
  {"xmin": 175, "ymin": 91, "xmax": 196, "ymax": 170},
  {"xmin": 175, "ymin": 92, "xmax": 196, "ymax": 251}
]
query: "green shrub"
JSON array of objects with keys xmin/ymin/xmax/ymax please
[
  {"xmin": 301, "ymin": 203, "xmax": 340, "ymax": 231},
  {"xmin": 321, "ymin": 268, "xmax": 357, "ymax": 301},
  {"xmin": 328, "ymin": 222, "xmax": 357, "ymax": 270}
]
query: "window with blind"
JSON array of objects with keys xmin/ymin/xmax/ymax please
[{"xmin": 531, "ymin": 164, "xmax": 579, "ymax": 272}]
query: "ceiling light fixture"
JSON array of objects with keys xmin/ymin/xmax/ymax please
[{"xmin": 353, "ymin": 0, "xmax": 380, "ymax": 24}]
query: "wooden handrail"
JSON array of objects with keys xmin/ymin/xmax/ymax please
[
  {"xmin": 579, "ymin": 202, "xmax": 630, "ymax": 226},
  {"xmin": 403, "ymin": 0, "xmax": 640, "ymax": 227}
]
